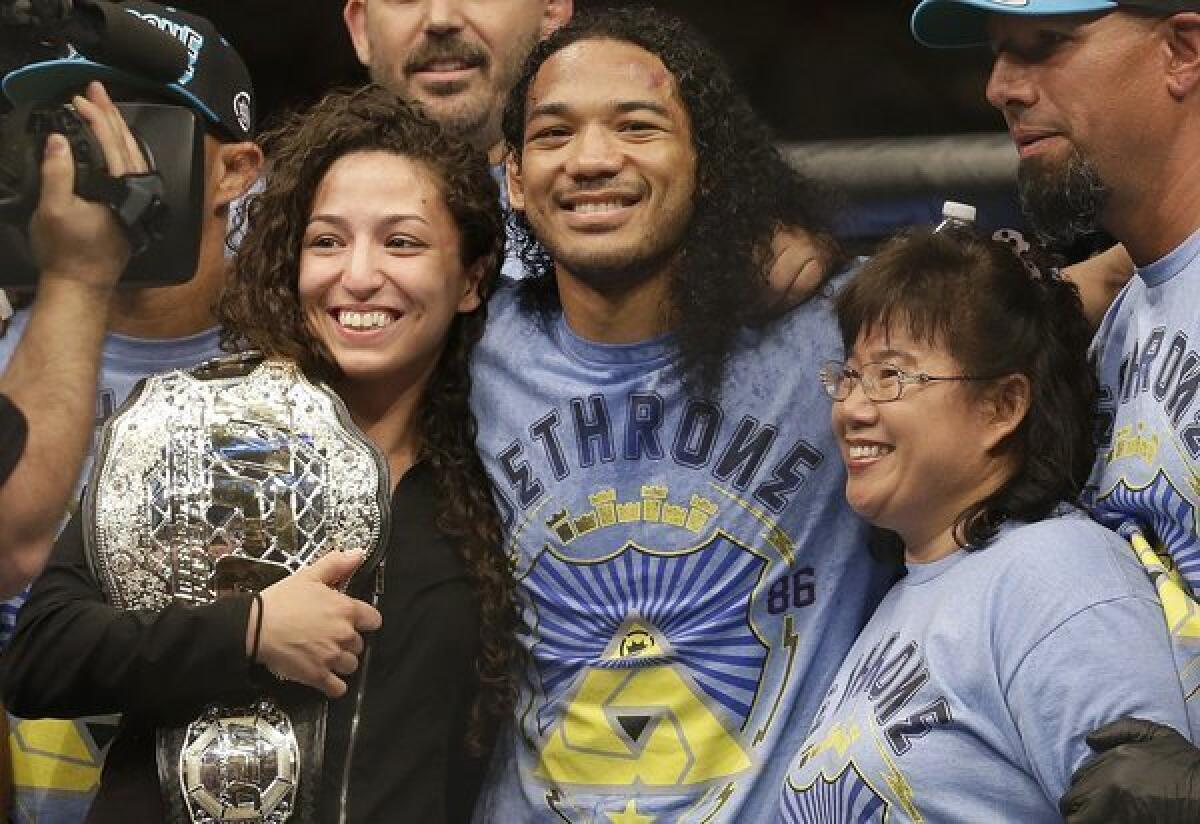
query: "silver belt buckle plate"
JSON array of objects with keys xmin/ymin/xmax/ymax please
[
  {"xmin": 181, "ymin": 702, "xmax": 299, "ymax": 824},
  {"xmin": 86, "ymin": 356, "xmax": 388, "ymax": 611}
]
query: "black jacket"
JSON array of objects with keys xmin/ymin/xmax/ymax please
[{"xmin": 2, "ymin": 461, "xmax": 486, "ymax": 823}]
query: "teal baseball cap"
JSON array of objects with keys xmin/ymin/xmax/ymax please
[
  {"xmin": 912, "ymin": 0, "xmax": 1200, "ymax": 48},
  {"xmin": 2, "ymin": 1, "xmax": 255, "ymax": 140}
]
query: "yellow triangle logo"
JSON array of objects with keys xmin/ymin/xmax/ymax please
[{"xmin": 537, "ymin": 664, "xmax": 752, "ymax": 786}]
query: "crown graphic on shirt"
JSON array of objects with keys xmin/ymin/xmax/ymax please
[{"xmin": 545, "ymin": 486, "xmax": 719, "ymax": 545}]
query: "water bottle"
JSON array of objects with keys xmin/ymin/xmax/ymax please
[{"xmin": 934, "ymin": 201, "xmax": 976, "ymax": 232}]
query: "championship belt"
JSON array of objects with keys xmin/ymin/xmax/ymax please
[{"xmin": 84, "ymin": 353, "xmax": 390, "ymax": 824}]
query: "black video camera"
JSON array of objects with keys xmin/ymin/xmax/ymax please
[{"xmin": 0, "ymin": 0, "xmax": 205, "ymax": 287}]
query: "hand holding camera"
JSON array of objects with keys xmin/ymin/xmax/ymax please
[
  {"xmin": 1, "ymin": 0, "xmax": 215, "ymax": 287},
  {"xmin": 30, "ymin": 80, "xmax": 147, "ymax": 295}
]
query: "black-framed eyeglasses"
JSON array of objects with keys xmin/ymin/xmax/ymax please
[{"xmin": 818, "ymin": 360, "xmax": 1004, "ymax": 403}]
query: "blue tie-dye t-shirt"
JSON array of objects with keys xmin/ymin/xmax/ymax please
[
  {"xmin": 778, "ymin": 510, "xmax": 1191, "ymax": 824},
  {"xmin": 1086, "ymin": 228, "xmax": 1200, "ymax": 734},
  {"xmin": 469, "ymin": 275, "xmax": 894, "ymax": 823}
]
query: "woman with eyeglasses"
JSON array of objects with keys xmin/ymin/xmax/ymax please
[{"xmin": 777, "ymin": 227, "xmax": 1192, "ymax": 823}]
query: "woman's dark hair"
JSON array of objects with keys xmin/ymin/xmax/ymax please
[
  {"xmin": 501, "ymin": 7, "xmax": 839, "ymax": 394},
  {"xmin": 219, "ymin": 84, "xmax": 516, "ymax": 753},
  {"xmin": 836, "ymin": 226, "xmax": 1096, "ymax": 550}
]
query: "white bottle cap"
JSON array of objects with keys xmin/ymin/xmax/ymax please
[{"xmin": 941, "ymin": 201, "xmax": 977, "ymax": 224}]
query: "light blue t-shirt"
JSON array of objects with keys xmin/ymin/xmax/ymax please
[
  {"xmin": 779, "ymin": 509, "xmax": 1191, "ymax": 824},
  {"xmin": 469, "ymin": 277, "xmax": 894, "ymax": 823},
  {"xmin": 0, "ymin": 309, "xmax": 223, "ymax": 824},
  {"xmin": 1087, "ymin": 227, "xmax": 1200, "ymax": 732}
]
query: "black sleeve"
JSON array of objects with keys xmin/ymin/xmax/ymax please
[
  {"xmin": 2, "ymin": 511, "xmax": 262, "ymax": 725},
  {"xmin": 0, "ymin": 393, "xmax": 28, "ymax": 487}
]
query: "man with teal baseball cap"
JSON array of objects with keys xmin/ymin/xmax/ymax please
[
  {"xmin": 912, "ymin": 0, "xmax": 1200, "ymax": 821},
  {"xmin": 912, "ymin": 0, "xmax": 1197, "ymax": 47}
]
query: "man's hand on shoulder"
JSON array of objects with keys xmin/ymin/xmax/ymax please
[
  {"xmin": 1060, "ymin": 717, "xmax": 1200, "ymax": 823},
  {"xmin": 764, "ymin": 225, "xmax": 833, "ymax": 316},
  {"xmin": 1061, "ymin": 244, "xmax": 1134, "ymax": 330}
]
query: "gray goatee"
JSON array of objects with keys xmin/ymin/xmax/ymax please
[{"xmin": 1017, "ymin": 149, "xmax": 1109, "ymax": 250}]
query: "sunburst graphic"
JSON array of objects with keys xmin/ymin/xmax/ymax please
[
  {"xmin": 783, "ymin": 761, "xmax": 888, "ymax": 823},
  {"xmin": 523, "ymin": 531, "xmax": 769, "ymax": 734},
  {"xmin": 1095, "ymin": 469, "xmax": 1200, "ymax": 593}
]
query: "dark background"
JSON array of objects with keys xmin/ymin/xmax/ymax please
[{"xmin": 176, "ymin": 0, "xmax": 1001, "ymax": 140}]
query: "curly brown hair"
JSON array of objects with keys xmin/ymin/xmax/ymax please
[{"xmin": 219, "ymin": 84, "xmax": 516, "ymax": 753}]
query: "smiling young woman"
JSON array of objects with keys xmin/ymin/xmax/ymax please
[
  {"xmin": 778, "ymin": 227, "xmax": 1195, "ymax": 823},
  {"xmin": 222, "ymin": 84, "xmax": 517, "ymax": 822},
  {"xmin": 2, "ymin": 85, "xmax": 517, "ymax": 824}
]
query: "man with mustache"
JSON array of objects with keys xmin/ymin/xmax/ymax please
[
  {"xmin": 342, "ymin": 0, "xmax": 571, "ymax": 165},
  {"xmin": 467, "ymin": 8, "xmax": 892, "ymax": 821},
  {"xmin": 911, "ymin": 0, "xmax": 1200, "ymax": 820}
]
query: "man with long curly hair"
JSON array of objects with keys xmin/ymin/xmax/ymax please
[
  {"xmin": 468, "ymin": 9, "xmax": 893, "ymax": 822},
  {"xmin": 340, "ymin": 0, "xmax": 828, "ymax": 296}
]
